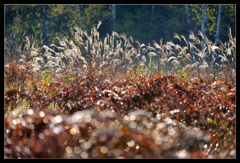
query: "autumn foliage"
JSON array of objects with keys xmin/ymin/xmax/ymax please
[
  {"xmin": 4, "ymin": 64, "xmax": 235, "ymax": 158},
  {"xmin": 4, "ymin": 22, "xmax": 235, "ymax": 158}
]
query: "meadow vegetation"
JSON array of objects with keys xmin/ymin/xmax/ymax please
[{"xmin": 4, "ymin": 22, "xmax": 235, "ymax": 158}]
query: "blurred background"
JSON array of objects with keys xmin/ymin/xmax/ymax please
[{"xmin": 4, "ymin": 4, "xmax": 235, "ymax": 58}]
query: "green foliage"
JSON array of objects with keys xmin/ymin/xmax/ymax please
[
  {"xmin": 207, "ymin": 117, "xmax": 218, "ymax": 128},
  {"xmin": 64, "ymin": 75, "xmax": 73, "ymax": 84},
  {"xmin": 207, "ymin": 116, "xmax": 229, "ymax": 130},
  {"xmin": 42, "ymin": 69, "xmax": 52, "ymax": 90},
  {"xmin": 134, "ymin": 56, "xmax": 157, "ymax": 76},
  {"xmin": 174, "ymin": 64, "xmax": 187, "ymax": 79},
  {"xmin": 149, "ymin": 56, "xmax": 157, "ymax": 75},
  {"xmin": 135, "ymin": 61, "xmax": 147, "ymax": 75},
  {"xmin": 173, "ymin": 52, "xmax": 187, "ymax": 79}
]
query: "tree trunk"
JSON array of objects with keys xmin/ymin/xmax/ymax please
[
  {"xmin": 185, "ymin": 5, "xmax": 195, "ymax": 63},
  {"xmin": 112, "ymin": 5, "xmax": 116, "ymax": 31},
  {"xmin": 192, "ymin": 6, "xmax": 199, "ymax": 71},
  {"xmin": 77, "ymin": 5, "xmax": 82, "ymax": 30},
  {"xmin": 159, "ymin": 5, "xmax": 166, "ymax": 39},
  {"xmin": 201, "ymin": 5, "xmax": 208, "ymax": 67},
  {"xmin": 151, "ymin": 5, "xmax": 155, "ymax": 27},
  {"xmin": 5, "ymin": 5, "xmax": 10, "ymax": 14},
  {"xmin": 194, "ymin": 7, "xmax": 198, "ymax": 36},
  {"xmin": 212, "ymin": 5, "xmax": 221, "ymax": 72},
  {"xmin": 41, "ymin": 5, "xmax": 50, "ymax": 54},
  {"xmin": 9, "ymin": 7, "xmax": 19, "ymax": 55}
]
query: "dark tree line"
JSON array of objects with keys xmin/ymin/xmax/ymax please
[{"xmin": 4, "ymin": 4, "xmax": 235, "ymax": 57}]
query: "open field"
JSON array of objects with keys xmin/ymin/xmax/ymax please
[{"xmin": 4, "ymin": 23, "xmax": 235, "ymax": 158}]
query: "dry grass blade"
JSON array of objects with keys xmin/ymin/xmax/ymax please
[
  {"xmin": 181, "ymin": 34, "xmax": 188, "ymax": 47},
  {"xmin": 178, "ymin": 46, "xmax": 188, "ymax": 57},
  {"xmin": 140, "ymin": 44, "xmax": 145, "ymax": 48},
  {"xmin": 185, "ymin": 53, "xmax": 192, "ymax": 62},
  {"xmin": 168, "ymin": 56, "xmax": 177, "ymax": 62},
  {"xmin": 120, "ymin": 33, "xmax": 127, "ymax": 42},
  {"xmin": 198, "ymin": 30, "xmax": 204, "ymax": 40},
  {"xmin": 129, "ymin": 36, "xmax": 134, "ymax": 44},
  {"xmin": 147, "ymin": 45, "xmax": 155, "ymax": 51},
  {"xmin": 159, "ymin": 58, "xmax": 167, "ymax": 66},
  {"xmin": 141, "ymin": 55, "xmax": 146, "ymax": 62},
  {"xmin": 112, "ymin": 31, "xmax": 120, "ymax": 38},
  {"xmin": 174, "ymin": 33, "xmax": 181, "ymax": 42},
  {"xmin": 171, "ymin": 59, "xmax": 180, "ymax": 67},
  {"xmin": 166, "ymin": 41, "xmax": 175, "ymax": 47},
  {"xmin": 97, "ymin": 21, "xmax": 102, "ymax": 30},
  {"xmin": 189, "ymin": 31, "xmax": 196, "ymax": 41},
  {"xmin": 211, "ymin": 45, "xmax": 220, "ymax": 52},
  {"xmin": 174, "ymin": 44, "xmax": 182, "ymax": 51},
  {"xmin": 148, "ymin": 52, "xmax": 157, "ymax": 59},
  {"xmin": 152, "ymin": 40, "xmax": 161, "ymax": 50}
]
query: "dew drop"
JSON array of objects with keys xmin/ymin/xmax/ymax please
[
  {"xmin": 6, "ymin": 137, "xmax": 11, "ymax": 144},
  {"xmin": 177, "ymin": 149, "xmax": 189, "ymax": 158},
  {"xmin": 83, "ymin": 141, "xmax": 91, "ymax": 149},
  {"xmin": 74, "ymin": 146, "xmax": 81, "ymax": 154},
  {"xmin": 39, "ymin": 111, "xmax": 45, "ymax": 117},
  {"xmin": 12, "ymin": 119, "xmax": 17, "ymax": 125},
  {"xmin": 39, "ymin": 133, "xmax": 45, "ymax": 139},
  {"xmin": 123, "ymin": 115, "xmax": 129, "ymax": 121},
  {"xmin": 16, "ymin": 145, "xmax": 21, "ymax": 152},
  {"xmin": 80, "ymin": 151, "xmax": 88, "ymax": 158},
  {"xmin": 55, "ymin": 115, "xmax": 62, "ymax": 123},
  {"xmin": 100, "ymin": 146, "xmax": 108, "ymax": 154},
  {"xmin": 136, "ymin": 144, "xmax": 139, "ymax": 149},
  {"xmin": 27, "ymin": 109, "xmax": 33, "ymax": 115},
  {"xmin": 84, "ymin": 114, "xmax": 91, "ymax": 123},
  {"xmin": 66, "ymin": 146, "xmax": 73, "ymax": 154},
  {"xmin": 50, "ymin": 123, "xmax": 55, "ymax": 129},
  {"xmin": 229, "ymin": 150, "xmax": 235, "ymax": 156},
  {"xmin": 44, "ymin": 129, "xmax": 50, "ymax": 136},
  {"xmin": 70, "ymin": 128, "xmax": 77, "ymax": 135},
  {"xmin": 43, "ymin": 117, "xmax": 48, "ymax": 124},
  {"xmin": 53, "ymin": 127, "xmax": 60, "ymax": 134},
  {"xmin": 127, "ymin": 140, "xmax": 135, "ymax": 147},
  {"xmin": 130, "ymin": 115, "xmax": 136, "ymax": 121}
]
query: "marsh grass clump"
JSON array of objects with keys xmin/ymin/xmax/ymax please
[{"xmin": 4, "ymin": 22, "xmax": 235, "ymax": 158}]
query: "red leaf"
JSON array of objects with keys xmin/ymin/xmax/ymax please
[
  {"xmin": 175, "ymin": 115, "xmax": 180, "ymax": 120},
  {"xmin": 192, "ymin": 107, "xmax": 197, "ymax": 112},
  {"xmin": 186, "ymin": 106, "xmax": 190, "ymax": 115}
]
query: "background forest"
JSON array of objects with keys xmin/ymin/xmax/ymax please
[{"xmin": 4, "ymin": 4, "xmax": 235, "ymax": 59}]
